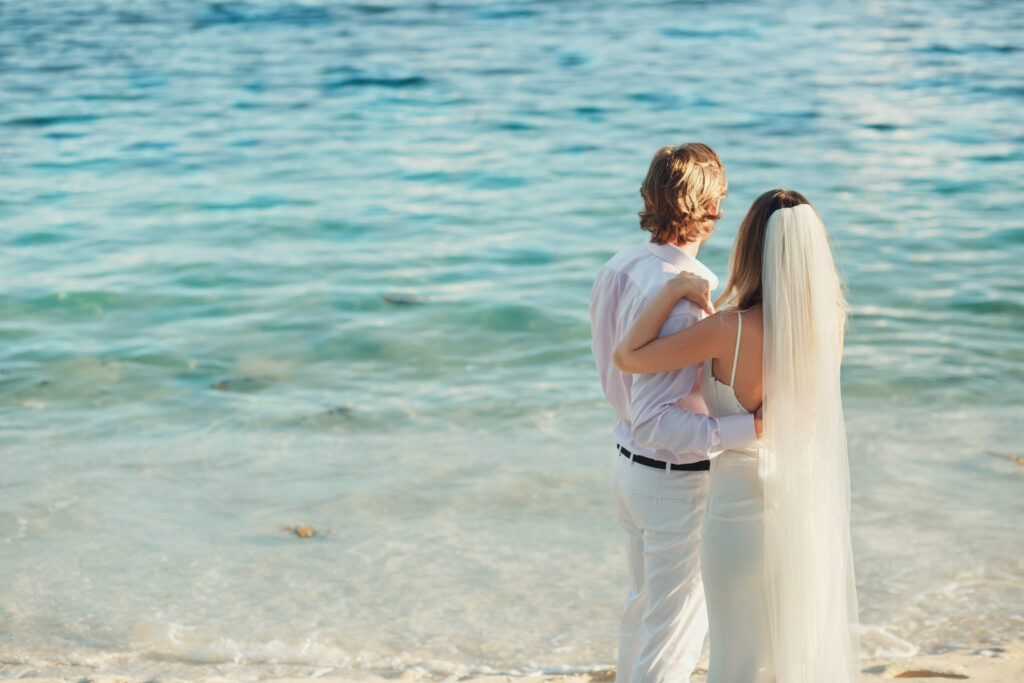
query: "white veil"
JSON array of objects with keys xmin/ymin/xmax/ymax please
[{"xmin": 759, "ymin": 204, "xmax": 860, "ymax": 681}]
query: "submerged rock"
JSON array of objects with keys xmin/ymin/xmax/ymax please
[
  {"xmin": 211, "ymin": 375, "xmax": 291, "ymax": 392},
  {"xmin": 985, "ymin": 450, "xmax": 1023, "ymax": 466},
  {"xmin": 325, "ymin": 405, "xmax": 353, "ymax": 417},
  {"xmin": 382, "ymin": 293, "xmax": 425, "ymax": 306},
  {"xmin": 284, "ymin": 524, "xmax": 317, "ymax": 538},
  {"xmin": 890, "ymin": 669, "xmax": 967, "ymax": 679}
]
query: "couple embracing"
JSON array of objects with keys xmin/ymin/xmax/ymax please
[{"xmin": 590, "ymin": 143, "xmax": 859, "ymax": 682}]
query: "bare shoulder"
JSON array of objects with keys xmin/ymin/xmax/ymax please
[
  {"xmin": 701, "ymin": 310, "xmax": 737, "ymax": 333},
  {"xmin": 708, "ymin": 308, "xmax": 741, "ymax": 331},
  {"xmin": 736, "ymin": 307, "xmax": 765, "ymax": 343},
  {"xmin": 691, "ymin": 310, "xmax": 741, "ymax": 356},
  {"xmin": 736, "ymin": 306, "xmax": 764, "ymax": 327},
  {"xmin": 718, "ymin": 307, "xmax": 765, "ymax": 341}
]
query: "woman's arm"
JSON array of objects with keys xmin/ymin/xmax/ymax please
[{"xmin": 613, "ymin": 273, "xmax": 728, "ymax": 375}]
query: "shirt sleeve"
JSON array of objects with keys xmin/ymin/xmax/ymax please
[
  {"xmin": 629, "ymin": 312, "xmax": 758, "ymax": 462},
  {"xmin": 590, "ymin": 266, "xmax": 631, "ymax": 423}
]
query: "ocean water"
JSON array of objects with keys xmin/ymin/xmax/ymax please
[{"xmin": 1, "ymin": 0, "xmax": 1022, "ymax": 678}]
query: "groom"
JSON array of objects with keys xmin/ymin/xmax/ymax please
[{"xmin": 590, "ymin": 143, "xmax": 762, "ymax": 682}]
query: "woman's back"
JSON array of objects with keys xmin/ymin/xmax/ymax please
[{"xmin": 702, "ymin": 308, "xmax": 763, "ymax": 416}]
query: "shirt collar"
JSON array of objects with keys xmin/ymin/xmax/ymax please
[{"xmin": 645, "ymin": 241, "xmax": 720, "ymax": 290}]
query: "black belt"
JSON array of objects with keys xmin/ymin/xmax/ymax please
[{"xmin": 618, "ymin": 445, "xmax": 710, "ymax": 471}]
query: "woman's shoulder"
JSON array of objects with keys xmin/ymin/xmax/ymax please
[
  {"xmin": 707, "ymin": 307, "xmax": 743, "ymax": 326},
  {"xmin": 712, "ymin": 307, "xmax": 764, "ymax": 337},
  {"xmin": 694, "ymin": 309, "xmax": 743, "ymax": 352}
]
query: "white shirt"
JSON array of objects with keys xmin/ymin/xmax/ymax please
[{"xmin": 590, "ymin": 240, "xmax": 757, "ymax": 464}]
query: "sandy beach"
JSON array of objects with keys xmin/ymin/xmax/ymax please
[{"xmin": 5, "ymin": 643, "xmax": 1023, "ymax": 683}]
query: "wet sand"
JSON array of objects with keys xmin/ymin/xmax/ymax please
[{"xmin": 6, "ymin": 642, "xmax": 1023, "ymax": 683}]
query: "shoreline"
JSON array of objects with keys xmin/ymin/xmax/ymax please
[{"xmin": 5, "ymin": 644, "xmax": 1023, "ymax": 683}]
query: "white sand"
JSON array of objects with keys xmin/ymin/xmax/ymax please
[{"xmin": 6, "ymin": 643, "xmax": 1024, "ymax": 683}]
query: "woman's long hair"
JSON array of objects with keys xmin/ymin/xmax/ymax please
[{"xmin": 715, "ymin": 189, "xmax": 834, "ymax": 313}]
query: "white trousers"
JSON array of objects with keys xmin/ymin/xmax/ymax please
[{"xmin": 610, "ymin": 450, "xmax": 710, "ymax": 683}]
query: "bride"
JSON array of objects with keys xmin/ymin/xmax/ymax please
[{"xmin": 613, "ymin": 189, "xmax": 860, "ymax": 682}]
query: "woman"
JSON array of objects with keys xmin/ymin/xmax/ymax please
[{"xmin": 613, "ymin": 190, "xmax": 859, "ymax": 682}]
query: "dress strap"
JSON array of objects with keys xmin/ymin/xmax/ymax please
[{"xmin": 729, "ymin": 311, "xmax": 742, "ymax": 388}]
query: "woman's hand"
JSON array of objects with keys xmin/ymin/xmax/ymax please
[
  {"xmin": 613, "ymin": 271, "xmax": 722, "ymax": 374},
  {"xmin": 667, "ymin": 271, "xmax": 715, "ymax": 315}
]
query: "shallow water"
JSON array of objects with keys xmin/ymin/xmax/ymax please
[{"xmin": 1, "ymin": 0, "xmax": 1023, "ymax": 678}]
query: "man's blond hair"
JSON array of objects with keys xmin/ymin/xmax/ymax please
[{"xmin": 638, "ymin": 143, "xmax": 727, "ymax": 245}]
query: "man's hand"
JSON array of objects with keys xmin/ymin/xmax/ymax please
[
  {"xmin": 667, "ymin": 271, "xmax": 714, "ymax": 315},
  {"xmin": 754, "ymin": 404, "xmax": 764, "ymax": 439}
]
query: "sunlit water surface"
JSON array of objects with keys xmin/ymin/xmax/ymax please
[{"xmin": 1, "ymin": 0, "xmax": 1022, "ymax": 678}]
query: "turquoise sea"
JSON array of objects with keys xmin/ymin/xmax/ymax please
[{"xmin": 1, "ymin": 0, "xmax": 1022, "ymax": 678}]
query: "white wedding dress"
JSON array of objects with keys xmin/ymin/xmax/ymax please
[
  {"xmin": 698, "ymin": 203, "xmax": 860, "ymax": 683},
  {"xmin": 699, "ymin": 311, "xmax": 775, "ymax": 682}
]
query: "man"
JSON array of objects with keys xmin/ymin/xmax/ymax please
[{"xmin": 590, "ymin": 143, "xmax": 762, "ymax": 683}]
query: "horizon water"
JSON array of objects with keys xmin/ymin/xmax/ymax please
[{"xmin": 1, "ymin": 0, "xmax": 1023, "ymax": 679}]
